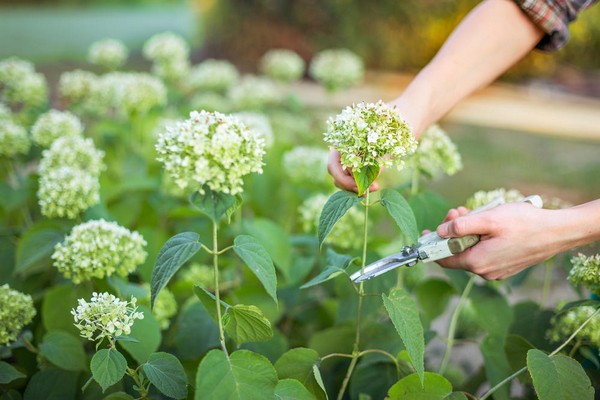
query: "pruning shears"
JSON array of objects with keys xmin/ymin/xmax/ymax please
[{"xmin": 350, "ymin": 194, "xmax": 544, "ymax": 283}]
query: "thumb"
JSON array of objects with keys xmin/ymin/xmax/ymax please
[{"xmin": 436, "ymin": 213, "xmax": 490, "ymax": 238}]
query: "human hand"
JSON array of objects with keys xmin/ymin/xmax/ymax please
[
  {"xmin": 327, "ymin": 149, "xmax": 380, "ymax": 193},
  {"xmin": 434, "ymin": 202, "xmax": 561, "ymax": 280}
]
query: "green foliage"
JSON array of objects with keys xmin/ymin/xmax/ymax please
[
  {"xmin": 119, "ymin": 306, "xmax": 161, "ymax": 364},
  {"xmin": 317, "ymin": 190, "xmax": 362, "ymax": 247},
  {"xmin": 15, "ymin": 220, "xmax": 70, "ymax": 276},
  {"xmin": 90, "ymin": 349, "xmax": 127, "ymax": 392},
  {"xmin": 0, "ymin": 361, "xmax": 26, "ymax": 384},
  {"xmin": 233, "ymin": 235, "xmax": 278, "ymax": 305},
  {"xmin": 39, "ymin": 330, "xmax": 87, "ymax": 372},
  {"xmin": 23, "ymin": 368, "xmax": 79, "ymax": 400},
  {"xmin": 189, "ymin": 188, "xmax": 241, "ymax": 223},
  {"xmin": 387, "ymin": 372, "xmax": 453, "ymax": 399},
  {"xmin": 380, "ymin": 188, "xmax": 419, "ymax": 243},
  {"xmin": 274, "ymin": 348, "xmax": 326, "ymax": 399},
  {"xmin": 142, "ymin": 352, "xmax": 188, "ymax": 399},
  {"xmin": 275, "ymin": 379, "xmax": 316, "ymax": 400},
  {"xmin": 352, "ymin": 165, "xmax": 379, "ymax": 197},
  {"xmin": 223, "ymin": 304, "xmax": 273, "ymax": 345}
]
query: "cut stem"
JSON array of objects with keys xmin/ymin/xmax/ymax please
[{"xmin": 212, "ymin": 222, "xmax": 229, "ymax": 357}]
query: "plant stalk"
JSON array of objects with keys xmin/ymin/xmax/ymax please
[
  {"xmin": 439, "ymin": 275, "xmax": 476, "ymax": 375},
  {"xmin": 410, "ymin": 167, "xmax": 420, "ymax": 196},
  {"xmin": 212, "ymin": 222, "xmax": 229, "ymax": 357},
  {"xmin": 126, "ymin": 366, "xmax": 149, "ymax": 400}
]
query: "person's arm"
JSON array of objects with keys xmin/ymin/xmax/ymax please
[{"xmin": 328, "ymin": 0, "xmax": 544, "ymax": 191}]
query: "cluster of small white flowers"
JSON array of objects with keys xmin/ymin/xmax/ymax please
[
  {"xmin": 0, "ymin": 284, "xmax": 36, "ymax": 346},
  {"xmin": 568, "ymin": 253, "xmax": 600, "ymax": 290},
  {"xmin": 143, "ymin": 32, "xmax": 190, "ymax": 63},
  {"xmin": 87, "ymin": 38, "xmax": 129, "ymax": 70},
  {"xmin": 0, "ymin": 57, "xmax": 35, "ymax": 83},
  {"xmin": 101, "ymin": 72, "xmax": 167, "ymax": 116},
  {"xmin": 260, "ymin": 49, "xmax": 305, "ymax": 83},
  {"xmin": 299, "ymin": 193, "xmax": 365, "ymax": 249},
  {"xmin": 188, "ymin": 59, "xmax": 240, "ymax": 93},
  {"xmin": 0, "ymin": 120, "xmax": 30, "ymax": 157},
  {"xmin": 156, "ymin": 110, "xmax": 265, "ymax": 195},
  {"xmin": 39, "ymin": 136, "xmax": 105, "ymax": 176},
  {"xmin": 141, "ymin": 284, "xmax": 177, "ymax": 330},
  {"xmin": 58, "ymin": 69, "xmax": 106, "ymax": 115},
  {"xmin": 283, "ymin": 146, "xmax": 330, "ymax": 186},
  {"xmin": 324, "ymin": 101, "xmax": 416, "ymax": 171},
  {"xmin": 408, "ymin": 125, "xmax": 462, "ymax": 179},
  {"xmin": 37, "ymin": 167, "xmax": 100, "ymax": 219},
  {"xmin": 31, "ymin": 110, "xmax": 83, "ymax": 148},
  {"xmin": 309, "ymin": 49, "xmax": 364, "ymax": 92},
  {"xmin": 0, "ymin": 58, "xmax": 48, "ymax": 108},
  {"xmin": 72, "ymin": 292, "xmax": 144, "ymax": 342},
  {"xmin": 547, "ymin": 306, "xmax": 600, "ymax": 347},
  {"xmin": 232, "ymin": 111, "xmax": 274, "ymax": 148},
  {"xmin": 465, "ymin": 188, "xmax": 524, "ymax": 209},
  {"xmin": 228, "ymin": 75, "xmax": 280, "ymax": 110},
  {"xmin": 53, "ymin": 219, "xmax": 147, "ymax": 283}
]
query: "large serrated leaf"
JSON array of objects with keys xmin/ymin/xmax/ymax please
[
  {"xmin": 224, "ymin": 304, "xmax": 273, "ymax": 345},
  {"xmin": 15, "ymin": 220, "xmax": 71, "ymax": 276},
  {"xmin": 90, "ymin": 349, "xmax": 127, "ymax": 392},
  {"xmin": 480, "ymin": 335, "xmax": 511, "ymax": 400},
  {"xmin": 415, "ymin": 278, "xmax": 456, "ymax": 320},
  {"xmin": 151, "ymin": 232, "xmax": 201, "ymax": 308},
  {"xmin": 275, "ymin": 379, "xmax": 316, "ymax": 400},
  {"xmin": 471, "ymin": 285, "xmax": 513, "ymax": 338},
  {"xmin": 39, "ymin": 330, "xmax": 87, "ymax": 372},
  {"xmin": 0, "ymin": 361, "xmax": 26, "ymax": 384},
  {"xmin": 383, "ymin": 288, "xmax": 424, "ymax": 385},
  {"xmin": 23, "ymin": 368, "xmax": 78, "ymax": 400},
  {"xmin": 317, "ymin": 190, "xmax": 362, "ymax": 248},
  {"xmin": 189, "ymin": 188, "xmax": 239, "ymax": 223},
  {"xmin": 301, "ymin": 249, "xmax": 358, "ymax": 289},
  {"xmin": 195, "ymin": 349, "xmax": 278, "ymax": 400},
  {"xmin": 142, "ymin": 352, "xmax": 188, "ymax": 399},
  {"xmin": 233, "ymin": 235, "xmax": 278, "ymax": 304},
  {"xmin": 352, "ymin": 164, "xmax": 379, "ymax": 197},
  {"xmin": 243, "ymin": 218, "xmax": 292, "ymax": 280},
  {"xmin": 274, "ymin": 348, "xmax": 326, "ymax": 400},
  {"xmin": 387, "ymin": 372, "xmax": 452, "ymax": 399},
  {"xmin": 380, "ymin": 189, "xmax": 418, "ymax": 243}
]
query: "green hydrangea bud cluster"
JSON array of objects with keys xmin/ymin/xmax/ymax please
[
  {"xmin": 189, "ymin": 59, "xmax": 240, "ymax": 93},
  {"xmin": 156, "ymin": 110, "xmax": 265, "ymax": 195},
  {"xmin": 409, "ymin": 124, "xmax": 462, "ymax": 179},
  {"xmin": 547, "ymin": 306, "xmax": 600, "ymax": 347},
  {"xmin": 140, "ymin": 284, "xmax": 177, "ymax": 330},
  {"xmin": 87, "ymin": 38, "xmax": 129, "ymax": 70},
  {"xmin": 102, "ymin": 72, "xmax": 167, "ymax": 116},
  {"xmin": 324, "ymin": 101, "xmax": 416, "ymax": 171},
  {"xmin": 260, "ymin": 49, "xmax": 305, "ymax": 83},
  {"xmin": 228, "ymin": 75, "xmax": 280, "ymax": 110},
  {"xmin": 283, "ymin": 146, "xmax": 330, "ymax": 186},
  {"xmin": 31, "ymin": 110, "xmax": 84, "ymax": 148},
  {"xmin": 38, "ymin": 167, "xmax": 100, "ymax": 219},
  {"xmin": 0, "ymin": 57, "xmax": 48, "ymax": 108},
  {"xmin": 232, "ymin": 112, "xmax": 274, "ymax": 148},
  {"xmin": 53, "ymin": 219, "xmax": 147, "ymax": 283},
  {"xmin": 299, "ymin": 193, "xmax": 366, "ymax": 249},
  {"xmin": 178, "ymin": 263, "xmax": 215, "ymax": 290},
  {"xmin": 39, "ymin": 136, "xmax": 105, "ymax": 176},
  {"xmin": 309, "ymin": 49, "xmax": 364, "ymax": 92},
  {"xmin": 143, "ymin": 32, "xmax": 190, "ymax": 84},
  {"xmin": 465, "ymin": 188, "xmax": 524, "ymax": 209},
  {"xmin": 72, "ymin": 292, "xmax": 144, "ymax": 342},
  {"xmin": 568, "ymin": 253, "xmax": 600, "ymax": 292},
  {"xmin": 0, "ymin": 284, "xmax": 36, "ymax": 346},
  {"xmin": 0, "ymin": 120, "xmax": 30, "ymax": 157}
]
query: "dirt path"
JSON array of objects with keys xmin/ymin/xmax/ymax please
[{"xmin": 294, "ymin": 71, "xmax": 600, "ymax": 141}]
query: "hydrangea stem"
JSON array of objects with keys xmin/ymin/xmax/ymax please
[
  {"xmin": 212, "ymin": 222, "xmax": 228, "ymax": 357},
  {"xmin": 411, "ymin": 167, "xmax": 420, "ymax": 196}
]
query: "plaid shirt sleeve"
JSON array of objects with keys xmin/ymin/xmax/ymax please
[{"xmin": 513, "ymin": 0, "xmax": 599, "ymax": 51}]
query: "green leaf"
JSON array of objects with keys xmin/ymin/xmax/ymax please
[
  {"xmin": 39, "ymin": 330, "xmax": 87, "ymax": 372},
  {"xmin": 415, "ymin": 279, "xmax": 456, "ymax": 320},
  {"xmin": 275, "ymin": 348, "xmax": 326, "ymax": 400},
  {"xmin": 194, "ymin": 285, "xmax": 228, "ymax": 323},
  {"xmin": 233, "ymin": 235, "xmax": 278, "ymax": 304},
  {"xmin": 350, "ymin": 361, "xmax": 399, "ymax": 400},
  {"xmin": 174, "ymin": 300, "xmax": 220, "ymax": 360},
  {"xmin": 243, "ymin": 218, "xmax": 292, "ymax": 280},
  {"xmin": 380, "ymin": 189, "xmax": 418, "ymax": 243},
  {"xmin": 480, "ymin": 335, "xmax": 511, "ymax": 400},
  {"xmin": 383, "ymin": 289, "xmax": 424, "ymax": 385},
  {"xmin": 444, "ymin": 393, "xmax": 468, "ymax": 400},
  {"xmin": 142, "ymin": 352, "xmax": 188, "ymax": 399},
  {"xmin": 0, "ymin": 361, "xmax": 26, "ymax": 384},
  {"xmin": 527, "ymin": 349, "xmax": 594, "ymax": 400},
  {"xmin": 312, "ymin": 365, "xmax": 327, "ymax": 399},
  {"xmin": 195, "ymin": 349, "xmax": 278, "ymax": 400},
  {"xmin": 352, "ymin": 164, "xmax": 379, "ymax": 197},
  {"xmin": 224, "ymin": 304, "xmax": 273, "ymax": 344},
  {"xmin": 102, "ymin": 392, "xmax": 135, "ymax": 400},
  {"xmin": 387, "ymin": 372, "xmax": 453, "ymax": 399},
  {"xmin": 90, "ymin": 349, "xmax": 127, "ymax": 392},
  {"xmin": 471, "ymin": 285, "xmax": 513, "ymax": 338},
  {"xmin": 42, "ymin": 284, "xmax": 79, "ymax": 335},
  {"xmin": 317, "ymin": 190, "xmax": 362, "ymax": 248},
  {"xmin": 408, "ymin": 191, "xmax": 451, "ymax": 232},
  {"xmin": 275, "ymin": 379, "xmax": 316, "ymax": 400},
  {"xmin": 301, "ymin": 249, "xmax": 357, "ymax": 289},
  {"xmin": 119, "ymin": 306, "xmax": 161, "ymax": 364},
  {"xmin": 504, "ymin": 335, "xmax": 535, "ymax": 384},
  {"xmin": 151, "ymin": 232, "xmax": 201, "ymax": 308},
  {"xmin": 15, "ymin": 220, "xmax": 70, "ymax": 276},
  {"xmin": 23, "ymin": 368, "xmax": 78, "ymax": 400},
  {"xmin": 189, "ymin": 188, "xmax": 239, "ymax": 223}
]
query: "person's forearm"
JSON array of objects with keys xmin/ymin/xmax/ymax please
[
  {"xmin": 389, "ymin": 0, "xmax": 544, "ymax": 137},
  {"xmin": 557, "ymin": 199, "xmax": 600, "ymax": 251}
]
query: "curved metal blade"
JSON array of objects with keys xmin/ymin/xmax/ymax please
[{"xmin": 350, "ymin": 246, "xmax": 419, "ymax": 282}]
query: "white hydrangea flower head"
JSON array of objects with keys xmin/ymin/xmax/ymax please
[
  {"xmin": 151, "ymin": 57, "xmax": 190, "ymax": 84},
  {"xmin": 140, "ymin": 284, "xmax": 177, "ymax": 330},
  {"xmin": 409, "ymin": 124, "xmax": 462, "ymax": 179},
  {"xmin": 39, "ymin": 135, "xmax": 105, "ymax": 177},
  {"xmin": 102, "ymin": 72, "xmax": 167, "ymax": 116},
  {"xmin": 228, "ymin": 75, "xmax": 280, "ymax": 110},
  {"xmin": 2, "ymin": 71, "xmax": 48, "ymax": 108},
  {"xmin": 283, "ymin": 146, "xmax": 330, "ymax": 186},
  {"xmin": 31, "ymin": 109, "xmax": 84, "ymax": 148},
  {"xmin": 0, "ymin": 284, "xmax": 36, "ymax": 346},
  {"xmin": 190, "ymin": 92, "xmax": 231, "ymax": 113},
  {"xmin": 72, "ymin": 292, "xmax": 144, "ymax": 342},
  {"xmin": 58, "ymin": 69, "xmax": 100, "ymax": 104},
  {"xmin": 38, "ymin": 167, "xmax": 100, "ymax": 219},
  {"xmin": 155, "ymin": 110, "xmax": 265, "ymax": 195},
  {"xmin": 88, "ymin": 38, "xmax": 129, "ymax": 70},
  {"xmin": 547, "ymin": 306, "xmax": 600, "ymax": 347},
  {"xmin": 309, "ymin": 49, "xmax": 364, "ymax": 92},
  {"xmin": 465, "ymin": 188, "xmax": 524, "ymax": 209},
  {"xmin": 189, "ymin": 59, "xmax": 240, "ymax": 93},
  {"xmin": 324, "ymin": 101, "xmax": 416, "ymax": 171},
  {"xmin": 232, "ymin": 111, "xmax": 274, "ymax": 148},
  {"xmin": 260, "ymin": 49, "xmax": 305, "ymax": 83},
  {"xmin": 299, "ymin": 193, "xmax": 366, "ymax": 249},
  {"xmin": 0, "ymin": 57, "xmax": 35, "ymax": 84},
  {"xmin": 53, "ymin": 219, "xmax": 147, "ymax": 283},
  {"xmin": 568, "ymin": 253, "xmax": 600, "ymax": 290},
  {"xmin": 0, "ymin": 120, "xmax": 30, "ymax": 157},
  {"xmin": 143, "ymin": 32, "xmax": 190, "ymax": 63}
]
